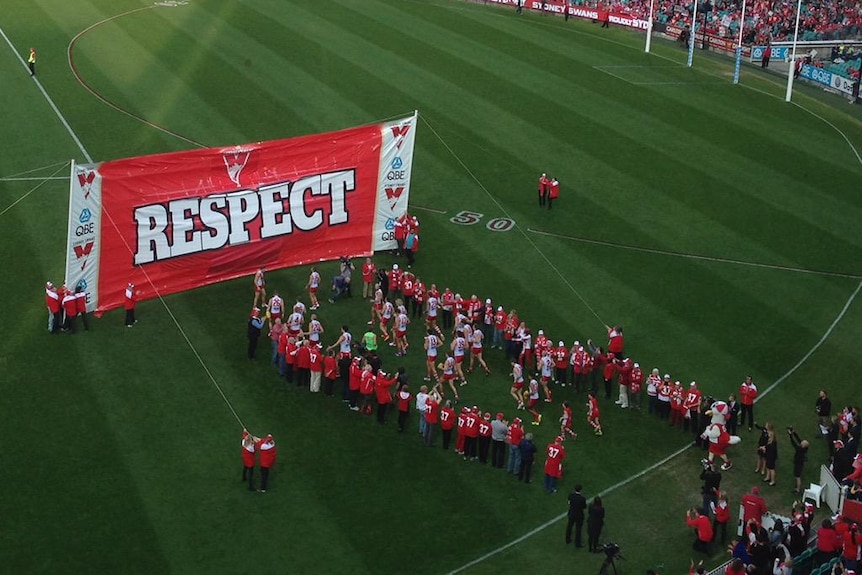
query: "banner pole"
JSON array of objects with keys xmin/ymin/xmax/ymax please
[
  {"xmin": 733, "ymin": 0, "xmax": 746, "ymax": 84},
  {"xmin": 785, "ymin": 0, "xmax": 803, "ymax": 102},
  {"xmin": 64, "ymin": 160, "xmax": 76, "ymax": 288},
  {"xmin": 687, "ymin": 0, "xmax": 699, "ymax": 67},
  {"xmin": 645, "ymin": 0, "xmax": 655, "ymax": 53}
]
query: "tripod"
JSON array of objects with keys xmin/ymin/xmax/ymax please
[{"xmin": 598, "ymin": 556, "xmax": 620, "ymax": 575}]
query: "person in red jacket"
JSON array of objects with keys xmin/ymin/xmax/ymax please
[
  {"xmin": 478, "ymin": 413, "xmax": 493, "ymax": 464},
  {"xmin": 440, "ymin": 401, "xmax": 456, "ymax": 450},
  {"xmin": 537, "ymin": 172, "xmax": 549, "ymax": 207},
  {"xmin": 543, "ymin": 435, "xmax": 566, "ymax": 493},
  {"xmin": 815, "ymin": 518, "xmax": 841, "ymax": 566},
  {"xmin": 241, "ymin": 429, "xmax": 257, "ymax": 491},
  {"xmin": 348, "ymin": 357, "xmax": 362, "ymax": 411},
  {"xmin": 424, "ymin": 390, "xmax": 441, "ymax": 447},
  {"xmin": 605, "ymin": 325, "xmax": 624, "ymax": 358},
  {"xmin": 45, "ymin": 281, "xmax": 61, "ymax": 333},
  {"xmin": 294, "ymin": 340, "xmax": 311, "ymax": 388},
  {"xmin": 361, "ymin": 257, "xmax": 376, "ymax": 299},
  {"xmin": 686, "ymin": 507, "xmax": 714, "ymax": 554},
  {"xmin": 464, "ymin": 407, "xmax": 481, "ymax": 461},
  {"xmin": 587, "ymin": 391, "xmax": 603, "ymax": 436},
  {"xmin": 739, "ymin": 376, "xmax": 758, "ymax": 431},
  {"xmin": 74, "ymin": 287, "xmax": 90, "ymax": 332},
  {"xmin": 322, "ymin": 350, "xmax": 339, "ymax": 397},
  {"xmin": 711, "ymin": 491, "xmax": 731, "ymax": 544},
  {"xmin": 62, "ymin": 288, "xmax": 78, "ymax": 334},
  {"xmin": 308, "ymin": 343, "xmax": 324, "ymax": 393},
  {"xmin": 547, "ymin": 177, "xmax": 559, "ymax": 210},
  {"xmin": 374, "ymin": 369, "xmax": 398, "ymax": 424},
  {"xmin": 740, "ymin": 485, "xmax": 767, "ymax": 524},
  {"xmin": 124, "ymin": 282, "xmax": 137, "ymax": 327},
  {"xmin": 257, "ymin": 434, "xmax": 277, "ymax": 493},
  {"xmin": 396, "ymin": 384, "xmax": 412, "ymax": 433}
]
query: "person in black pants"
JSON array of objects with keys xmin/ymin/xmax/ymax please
[
  {"xmin": 518, "ymin": 433, "xmax": 537, "ymax": 483},
  {"xmin": 587, "ymin": 496, "xmax": 605, "ymax": 552},
  {"xmin": 566, "ymin": 484, "xmax": 587, "ymax": 547},
  {"xmin": 788, "ymin": 427, "xmax": 809, "ymax": 494},
  {"xmin": 247, "ymin": 308, "xmax": 264, "ymax": 359},
  {"xmin": 700, "ymin": 463, "xmax": 721, "ymax": 512}
]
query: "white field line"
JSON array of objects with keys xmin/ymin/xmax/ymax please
[
  {"xmin": 528, "ymin": 228, "xmax": 862, "ymax": 279},
  {"xmin": 0, "ymin": 26, "xmax": 92, "ymax": 162},
  {"xmin": 0, "ymin": 163, "xmax": 70, "ymax": 218},
  {"xmin": 444, "ymin": 277, "xmax": 862, "ymax": 575}
]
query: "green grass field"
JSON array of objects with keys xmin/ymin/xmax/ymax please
[{"xmin": 2, "ymin": 1, "xmax": 861, "ymax": 573}]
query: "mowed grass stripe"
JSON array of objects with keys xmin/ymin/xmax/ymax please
[{"xmin": 306, "ymin": 0, "xmax": 860, "ymax": 272}]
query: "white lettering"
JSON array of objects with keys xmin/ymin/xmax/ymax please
[{"xmin": 132, "ymin": 169, "xmax": 357, "ymax": 264}]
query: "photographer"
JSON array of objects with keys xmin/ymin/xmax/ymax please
[{"xmin": 787, "ymin": 427, "xmax": 809, "ymax": 495}]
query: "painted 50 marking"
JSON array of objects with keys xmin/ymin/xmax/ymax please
[{"xmin": 449, "ymin": 211, "xmax": 515, "ymax": 232}]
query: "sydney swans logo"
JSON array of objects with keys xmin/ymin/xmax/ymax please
[{"xmin": 223, "ymin": 149, "xmax": 252, "ymax": 187}]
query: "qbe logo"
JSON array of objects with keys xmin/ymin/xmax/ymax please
[
  {"xmin": 385, "ymin": 218, "xmax": 395, "ymax": 231},
  {"xmin": 79, "ymin": 208, "xmax": 92, "ymax": 224},
  {"xmin": 391, "ymin": 157, "xmax": 403, "ymax": 170}
]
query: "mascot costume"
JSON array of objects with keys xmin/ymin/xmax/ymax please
[{"xmin": 700, "ymin": 401, "xmax": 740, "ymax": 470}]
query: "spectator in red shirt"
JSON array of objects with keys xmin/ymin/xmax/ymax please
[
  {"xmin": 815, "ymin": 518, "xmax": 841, "ymax": 566},
  {"xmin": 396, "ymin": 384, "xmax": 412, "ymax": 433},
  {"xmin": 322, "ymin": 350, "xmax": 338, "ymax": 397},
  {"xmin": 740, "ymin": 485, "xmax": 768, "ymax": 524},
  {"xmin": 423, "ymin": 390, "xmax": 441, "ymax": 447},
  {"xmin": 686, "ymin": 507, "xmax": 714, "ymax": 555}
]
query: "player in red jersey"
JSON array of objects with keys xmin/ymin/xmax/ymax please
[
  {"xmin": 359, "ymin": 364, "xmax": 376, "ymax": 415},
  {"xmin": 543, "ymin": 436, "xmax": 566, "ymax": 493},
  {"xmin": 524, "ymin": 377, "xmax": 543, "ymax": 426},
  {"xmin": 253, "ymin": 267, "xmax": 266, "ymax": 308},
  {"xmin": 423, "ymin": 389, "xmax": 441, "ymax": 447},
  {"xmin": 560, "ymin": 401, "xmax": 577, "ymax": 440},
  {"xmin": 587, "ymin": 392, "xmax": 603, "ymax": 436},
  {"xmin": 510, "ymin": 361, "xmax": 525, "ymax": 410},
  {"xmin": 306, "ymin": 267, "xmax": 321, "ymax": 310},
  {"xmin": 361, "ymin": 257, "xmax": 376, "ymax": 299}
]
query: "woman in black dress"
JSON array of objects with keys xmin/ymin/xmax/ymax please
[
  {"xmin": 759, "ymin": 429, "xmax": 778, "ymax": 486},
  {"xmin": 587, "ymin": 496, "xmax": 605, "ymax": 552}
]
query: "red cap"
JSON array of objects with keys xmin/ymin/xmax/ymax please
[{"xmin": 496, "ymin": 412, "xmax": 504, "ymax": 420}]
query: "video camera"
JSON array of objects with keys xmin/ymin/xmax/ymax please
[{"xmin": 601, "ymin": 542, "xmax": 621, "ymax": 560}]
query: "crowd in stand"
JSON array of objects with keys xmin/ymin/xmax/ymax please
[{"xmin": 569, "ymin": 0, "xmax": 862, "ymax": 41}]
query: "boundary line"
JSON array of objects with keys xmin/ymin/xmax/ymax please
[
  {"xmin": 444, "ymin": 278, "xmax": 862, "ymax": 575},
  {"xmin": 528, "ymin": 228, "xmax": 862, "ymax": 279},
  {"xmin": 0, "ymin": 27, "xmax": 92, "ymax": 162}
]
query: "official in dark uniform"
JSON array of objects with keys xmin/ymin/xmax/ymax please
[{"xmin": 566, "ymin": 484, "xmax": 587, "ymax": 547}]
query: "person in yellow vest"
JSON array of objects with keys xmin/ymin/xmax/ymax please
[{"xmin": 28, "ymin": 48, "xmax": 36, "ymax": 76}]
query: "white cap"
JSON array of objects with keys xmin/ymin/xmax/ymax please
[
  {"xmin": 538, "ymin": 329, "xmax": 544, "ymax": 335},
  {"xmin": 392, "ymin": 264, "xmax": 399, "ymax": 270},
  {"xmin": 497, "ymin": 306, "xmax": 503, "ymax": 311},
  {"xmin": 664, "ymin": 374, "xmax": 671, "ymax": 379},
  {"xmin": 634, "ymin": 362, "xmax": 639, "ymax": 368},
  {"xmin": 485, "ymin": 299, "xmax": 491, "ymax": 304},
  {"xmin": 690, "ymin": 381, "xmax": 696, "ymax": 387},
  {"xmin": 558, "ymin": 341, "xmax": 564, "ymax": 346}
]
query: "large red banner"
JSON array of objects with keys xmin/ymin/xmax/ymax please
[{"xmin": 66, "ymin": 115, "xmax": 418, "ymax": 314}]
